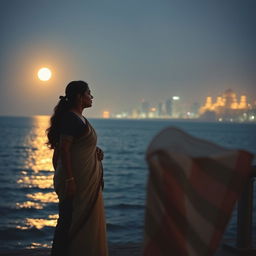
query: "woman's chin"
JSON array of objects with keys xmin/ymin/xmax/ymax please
[{"xmin": 85, "ymin": 104, "xmax": 92, "ymax": 108}]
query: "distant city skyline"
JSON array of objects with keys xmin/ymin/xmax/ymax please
[
  {"xmin": 109, "ymin": 88, "xmax": 255, "ymax": 122},
  {"xmin": 1, "ymin": 0, "xmax": 255, "ymax": 117}
]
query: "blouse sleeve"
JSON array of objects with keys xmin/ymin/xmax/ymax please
[{"xmin": 60, "ymin": 112, "xmax": 79, "ymax": 137}]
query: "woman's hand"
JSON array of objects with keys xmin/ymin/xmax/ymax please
[
  {"xmin": 65, "ymin": 178, "xmax": 76, "ymax": 198},
  {"xmin": 96, "ymin": 147, "xmax": 104, "ymax": 161}
]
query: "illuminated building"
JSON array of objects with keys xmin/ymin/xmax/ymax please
[
  {"xmin": 172, "ymin": 96, "xmax": 181, "ymax": 118},
  {"xmin": 239, "ymin": 95, "xmax": 247, "ymax": 109},
  {"xmin": 157, "ymin": 103, "xmax": 164, "ymax": 117},
  {"xmin": 131, "ymin": 109, "xmax": 140, "ymax": 119},
  {"xmin": 102, "ymin": 111, "xmax": 110, "ymax": 119},
  {"xmin": 199, "ymin": 89, "xmax": 250, "ymax": 121},
  {"xmin": 148, "ymin": 107, "xmax": 157, "ymax": 118},
  {"xmin": 141, "ymin": 99, "xmax": 150, "ymax": 118},
  {"xmin": 165, "ymin": 99, "xmax": 173, "ymax": 117}
]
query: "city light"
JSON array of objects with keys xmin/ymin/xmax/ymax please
[{"xmin": 102, "ymin": 111, "xmax": 110, "ymax": 119}]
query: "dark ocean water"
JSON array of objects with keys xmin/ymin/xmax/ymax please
[{"xmin": 0, "ymin": 116, "xmax": 255, "ymax": 250}]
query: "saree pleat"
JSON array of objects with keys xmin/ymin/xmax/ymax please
[{"xmin": 54, "ymin": 121, "xmax": 108, "ymax": 256}]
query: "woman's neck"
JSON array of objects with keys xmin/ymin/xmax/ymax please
[{"xmin": 70, "ymin": 106, "xmax": 83, "ymax": 116}]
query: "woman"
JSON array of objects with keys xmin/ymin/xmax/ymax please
[{"xmin": 46, "ymin": 81, "xmax": 108, "ymax": 256}]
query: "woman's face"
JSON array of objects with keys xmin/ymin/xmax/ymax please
[{"xmin": 81, "ymin": 88, "xmax": 93, "ymax": 108}]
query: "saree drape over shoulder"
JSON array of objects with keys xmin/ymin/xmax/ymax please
[{"xmin": 54, "ymin": 120, "xmax": 108, "ymax": 256}]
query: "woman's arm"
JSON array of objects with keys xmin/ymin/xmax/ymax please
[
  {"xmin": 59, "ymin": 138, "xmax": 73, "ymax": 179},
  {"xmin": 59, "ymin": 137, "xmax": 76, "ymax": 197},
  {"xmin": 52, "ymin": 148, "xmax": 59, "ymax": 170}
]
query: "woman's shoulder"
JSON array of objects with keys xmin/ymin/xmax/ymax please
[
  {"xmin": 60, "ymin": 112, "xmax": 80, "ymax": 127},
  {"xmin": 62, "ymin": 111, "xmax": 78, "ymax": 121},
  {"xmin": 60, "ymin": 111, "xmax": 88, "ymax": 133},
  {"xmin": 60, "ymin": 112, "xmax": 81, "ymax": 136}
]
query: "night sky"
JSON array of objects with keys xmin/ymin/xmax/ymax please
[{"xmin": 1, "ymin": 0, "xmax": 255, "ymax": 117}]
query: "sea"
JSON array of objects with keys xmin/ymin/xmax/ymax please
[{"xmin": 0, "ymin": 116, "xmax": 255, "ymax": 251}]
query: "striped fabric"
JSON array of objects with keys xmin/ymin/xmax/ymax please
[{"xmin": 144, "ymin": 127, "xmax": 253, "ymax": 256}]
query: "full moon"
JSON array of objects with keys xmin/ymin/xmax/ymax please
[{"xmin": 38, "ymin": 67, "xmax": 52, "ymax": 81}]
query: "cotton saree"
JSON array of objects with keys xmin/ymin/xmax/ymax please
[
  {"xmin": 144, "ymin": 127, "xmax": 253, "ymax": 256},
  {"xmin": 53, "ymin": 120, "xmax": 108, "ymax": 256}
]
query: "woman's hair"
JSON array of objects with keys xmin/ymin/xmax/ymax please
[{"xmin": 46, "ymin": 80, "xmax": 89, "ymax": 149}]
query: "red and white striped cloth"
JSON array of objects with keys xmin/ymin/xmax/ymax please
[{"xmin": 144, "ymin": 127, "xmax": 253, "ymax": 256}]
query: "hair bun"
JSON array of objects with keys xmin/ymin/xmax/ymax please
[{"xmin": 59, "ymin": 95, "xmax": 67, "ymax": 101}]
